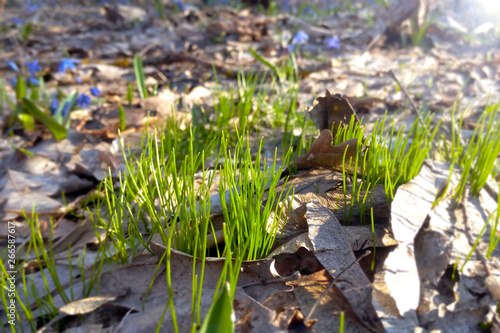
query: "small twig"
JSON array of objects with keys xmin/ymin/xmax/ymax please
[
  {"xmin": 306, "ymin": 249, "xmax": 371, "ymax": 321},
  {"xmin": 461, "ymin": 188, "xmax": 491, "ymax": 276},
  {"xmin": 113, "ymin": 307, "xmax": 136, "ymax": 333},
  {"xmin": 241, "ymin": 271, "xmax": 301, "ymax": 289},
  {"xmin": 387, "ymin": 69, "xmax": 425, "ymax": 126}
]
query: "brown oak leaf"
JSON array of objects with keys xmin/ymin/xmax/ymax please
[{"xmin": 294, "ymin": 129, "xmax": 358, "ymax": 171}]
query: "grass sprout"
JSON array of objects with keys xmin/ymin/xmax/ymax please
[
  {"xmin": 331, "ymin": 110, "xmax": 440, "ymax": 224},
  {"xmin": 219, "ymin": 131, "xmax": 294, "ymax": 261}
]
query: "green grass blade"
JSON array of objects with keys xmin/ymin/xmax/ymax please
[
  {"xmin": 249, "ymin": 48, "xmax": 280, "ymax": 79},
  {"xmin": 22, "ymin": 98, "xmax": 67, "ymax": 140},
  {"xmin": 200, "ymin": 283, "xmax": 234, "ymax": 333}
]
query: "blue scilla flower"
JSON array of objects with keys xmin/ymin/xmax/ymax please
[
  {"xmin": 303, "ymin": 7, "xmax": 315, "ymax": 15},
  {"xmin": 90, "ymin": 87, "xmax": 102, "ymax": 97},
  {"xmin": 77, "ymin": 94, "xmax": 92, "ymax": 109},
  {"xmin": 58, "ymin": 59, "xmax": 79, "ymax": 73},
  {"xmin": 61, "ymin": 102, "xmax": 71, "ymax": 118},
  {"xmin": 26, "ymin": 60, "xmax": 41, "ymax": 77}
]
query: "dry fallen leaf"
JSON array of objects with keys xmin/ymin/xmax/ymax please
[
  {"xmin": 60, "ymin": 296, "xmax": 118, "ymax": 316},
  {"xmin": 292, "ymin": 129, "xmax": 358, "ymax": 171},
  {"xmin": 304, "ymin": 201, "xmax": 384, "ymax": 332},
  {"xmin": 307, "ymin": 91, "xmax": 359, "ymax": 137}
]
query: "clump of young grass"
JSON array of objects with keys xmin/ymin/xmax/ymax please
[
  {"xmin": 0, "ymin": 208, "xmax": 106, "ymax": 331},
  {"xmin": 203, "ymin": 62, "xmax": 299, "ymax": 151},
  {"xmin": 248, "ymin": 49, "xmax": 302, "ymax": 151},
  {"xmin": 331, "ymin": 109, "xmax": 440, "ymax": 224},
  {"xmin": 97, "ymin": 126, "xmax": 219, "ymax": 332},
  {"xmin": 219, "ymin": 131, "xmax": 294, "ymax": 261}
]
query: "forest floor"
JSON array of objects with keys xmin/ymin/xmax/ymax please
[{"xmin": 1, "ymin": 0, "xmax": 500, "ymax": 332}]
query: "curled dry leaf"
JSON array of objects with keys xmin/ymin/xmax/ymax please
[
  {"xmin": 304, "ymin": 201, "xmax": 384, "ymax": 332},
  {"xmin": 307, "ymin": 91, "xmax": 359, "ymax": 137},
  {"xmin": 60, "ymin": 296, "xmax": 118, "ymax": 316},
  {"xmin": 275, "ymin": 183, "xmax": 391, "ymax": 243},
  {"xmin": 292, "ymin": 129, "xmax": 359, "ymax": 172},
  {"xmin": 206, "ymin": 17, "xmax": 270, "ymax": 41}
]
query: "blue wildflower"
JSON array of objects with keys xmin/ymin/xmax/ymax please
[
  {"xmin": 7, "ymin": 61, "xmax": 19, "ymax": 72},
  {"xmin": 50, "ymin": 99, "xmax": 59, "ymax": 115},
  {"xmin": 172, "ymin": 0, "xmax": 192, "ymax": 11},
  {"xmin": 282, "ymin": 0, "xmax": 290, "ymax": 11},
  {"xmin": 61, "ymin": 102, "xmax": 71, "ymax": 118},
  {"xmin": 287, "ymin": 31, "xmax": 309, "ymax": 53},
  {"xmin": 26, "ymin": 60, "xmax": 41, "ymax": 77},
  {"xmin": 292, "ymin": 31, "xmax": 309, "ymax": 44},
  {"xmin": 58, "ymin": 59, "xmax": 79, "ymax": 73},
  {"xmin": 75, "ymin": 77, "xmax": 82, "ymax": 84},
  {"xmin": 27, "ymin": 4, "xmax": 39, "ymax": 11},
  {"xmin": 13, "ymin": 17, "xmax": 24, "ymax": 25},
  {"xmin": 90, "ymin": 87, "xmax": 102, "ymax": 97},
  {"xmin": 27, "ymin": 77, "xmax": 39, "ymax": 86},
  {"xmin": 325, "ymin": 37, "xmax": 341, "ymax": 49},
  {"xmin": 11, "ymin": 77, "xmax": 18, "ymax": 87},
  {"xmin": 25, "ymin": 0, "xmax": 39, "ymax": 11},
  {"xmin": 77, "ymin": 94, "xmax": 92, "ymax": 109}
]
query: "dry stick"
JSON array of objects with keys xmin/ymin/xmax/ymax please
[
  {"xmin": 306, "ymin": 249, "xmax": 371, "ymax": 321},
  {"xmin": 387, "ymin": 70, "xmax": 425, "ymax": 127},
  {"xmin": 461, "ymin": 188, "xmax": 491, "ymax": 276}
]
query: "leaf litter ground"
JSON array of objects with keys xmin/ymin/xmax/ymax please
[{"xmin": 1, "ymin": 0, "xmax": 500, "ymax": 332}]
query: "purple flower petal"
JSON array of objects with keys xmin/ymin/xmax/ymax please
[
  {"xmin": 325, "ymin": 37, "xmax": 341, "ymax": 49},
  {"xmin": 90, "ymin": 87, "xmax": 102, "ymax": 97},
  {"xmin": 50, "ymin": 99, "xmax": 59, "ymax": 115},
  {"xmin": 61, "ymin": 102, "xmax": 71, "ymax": 118},
  {"xmin": 287, "ymin": 30, "xmax": 309, "ymax": 53},
  {"xmin": 27, "ymin": 77, "xmax": 39, "ymax": 86},
  {"xmin": 26, "ymin": 4, "xmax": 39, "ymax": 12},
  {"xmin": 58, "ymin": 59, "xmax": 79, "ymax": 73}
]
